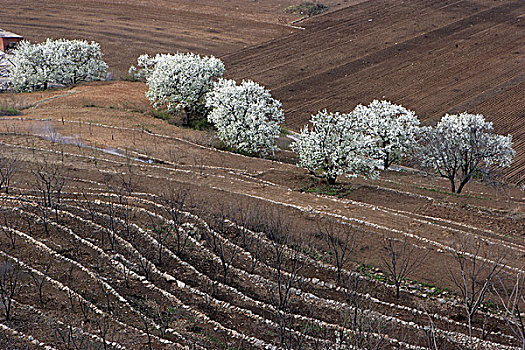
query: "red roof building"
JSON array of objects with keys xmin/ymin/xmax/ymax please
[{"xmin": 0, "ymin": 29, "xmax": 23, "ymax": 51}]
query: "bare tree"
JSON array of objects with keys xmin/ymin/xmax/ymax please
[
  {"xmin": 448, "ymin": 238, "xmax": 507, "ymax": 338},
  {"xmin": 264, "ymin": 212, "xmax": 307, "ymax": 349},
  {"xmin": 205, "ymin": 207, "xmax": 241, "ymax": 284},
  {"xmin": 380, "ymin": 237, "xmax": 425, "ymax": 299},
  {"xmin": 0, "ymin": 213, "xmax": 18, "ymax": 250},
  {"xmin": 32, "ymin": 161, "xmax": 66, "ymax": 222},
  {"xmin": 338, "ymin": 275, "xmax": 391, "ymax": 350},
  {"xmin": 159, "ymin": 186, "xmax": 189, "ymax": 255},
  {"xmin": 29, "ymin": 260, "xmax": 52, "ymax": 306},
  {"xmin": 319, "ymin": 220, "xmax": 356, "ymax": 284},
  {"xmin": 0, "ymin": 156, "xmax": 18, "ymax": 194},
  {"xmin": 0, "ymin": 260, "xmax": 22, "ymax": 321},
  {"xmin": 492, "ymin": 274, "xmax": 525, "ymax": 349}
]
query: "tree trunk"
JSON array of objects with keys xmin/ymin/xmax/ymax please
[
  {"xmin": 456, "ymin": 175, "xmax": 471, "ymax": 194},
  {"xmin": 326, "ymin": 176, "xmax": 337, "ymax": 185},
  {"xmin": 449, "ymin": 177, "xmax": 456, "ymax": 193},
  {"xmin": 183, "ymin": 107, "xmax": 191, "ymax": 127}
]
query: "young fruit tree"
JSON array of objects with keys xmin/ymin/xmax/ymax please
[
  {"xmin": 352, "ymin": 99, "xmax": 420, "ymax": 169},
  {"xmin": 10, "ymin": 39, "xmax": 108, "ymax": 92},
  {"xmin": 417, "ymin": 113, "xmax": 514, "ymax": 193},
  {"xmin": 135, "ymin": 53, "xmax": 224, "ymax": 126},
  {"xmin": 292, "ymin": 110, "xmax": 380, "ymax": 184},
  {"xmin": 206, "ymin": 79, "xmax": 284, "ymax": 156}
]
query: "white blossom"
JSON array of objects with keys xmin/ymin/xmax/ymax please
[
  {"xmin": 206, "ymin": 79, "xmax": 284, "ymax": 156},
  {"xmin": 292, "ymin": 110, "xmax": 381, "ymax": 184},
  {"xmin": 136, "ymin": 53, "xmax": 224, "ymax": 126},
  {"xmin": 417, "ymin": 112, "xmax": 515, "ymax": 193},
  {"xmin": 10, "ymin": 39, "xmax": 107, "ymax": 92},
  {"xmin": 352, "ymin": 100, "xmax": 420, "ymax": 169}
]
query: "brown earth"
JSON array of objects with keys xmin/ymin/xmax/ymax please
[
  {"xmin": 0, "ymin": 0, "xmax": 358, "ymax": 77},
  {"xmin": 224, "ymin": 0, "xmax": 525, "ymax": 184},
  {"xmin": 0, "ymin": 82, "xmax": 524, "ymax": 348}
]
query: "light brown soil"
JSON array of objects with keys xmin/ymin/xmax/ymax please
[{"xmin": 0, "ymin": 82, "xmax": 524, "ymax": 348}]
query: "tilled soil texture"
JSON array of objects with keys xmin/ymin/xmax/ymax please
[
  {"xmin": 224, "ymin": 0, "xmax": 525, "ymax": 184},
  {"xmin": 0, "ymin": 0, "xmax": 358, "ymax": 77},
  {"xmin": 0, "ymin": 83, "xmax": 524, "ymax": 348}
]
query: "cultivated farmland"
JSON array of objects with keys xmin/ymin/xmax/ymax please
[
  {"xmin": 0, "ymin": 83, "xmax": 524, "ymax": 348},
  {"xmin": 0, "ymin": 0, "xmax": 524, "ymax": 348},
  {"xmin": 224, "ymin": 0, "xmax": 525, "ymax": 184}
]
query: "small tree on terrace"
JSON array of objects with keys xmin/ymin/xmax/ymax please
[
  {"xmin": 292, "ymin": 110, "xmax": 380, "ymax": 185},
  {"xmin": 353, "ymin": 99, "xmax": 420, "ymax": 169},
  {"xmin": 417, "ymin": 113, "xmax": 514, "ymax": 193},
  {"xmin": 136, "ymin": 53, "xmax": 224, "ymax": 126},
  {"xmin": 10, "ymin": 39, "xmax": 107, "ymax": 92},
  {"xmin": 206, "ymin": 79, "xmax": 284, "ymax": 156}
]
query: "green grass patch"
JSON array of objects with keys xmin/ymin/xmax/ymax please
[
  {"xmin": 300, "ymin": 181, "xmax": 354, "ymax": 198},
  {"xmin": 0, "ymin": 107, "xmax": 20, "ymax": 116},
  {"xmin": 284, "ymin": 2, "xmax": 328, "ymax": 16}
]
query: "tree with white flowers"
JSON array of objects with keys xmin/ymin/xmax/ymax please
[
  {"xmin": 292, "ymin": 110, "xmax": 380, "ymax": 184},
  {"xmin": 417, "ymin": 112, "xmax": 514, "ymax": 193},
  {"xmin": 10, "ymin": 39, "xmax": 107, "ymax": 92},
  {"xmin": 353, "ymin": 100, "xmax": 420, "ymax": 169},
  {"xmin": 206, "ymin": 79, "xmax": 284, "ymax": 156},
  {"xmin": 135, "ymin": 53, "xmax": 224, "ymax": 126}
]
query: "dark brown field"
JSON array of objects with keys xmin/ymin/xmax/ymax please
[{"xmin": 224, "ymin": 0, "xmax": 525, "ymax": 184}]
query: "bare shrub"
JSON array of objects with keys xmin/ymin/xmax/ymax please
[
  {"xmin": 318, "ymin": 219, "xmax": 356, "ymax": 283},
  {"xmin": 0, "ymin": 260, "xmax": 22, "ymax": 321},
  {"xmin": 0, "ymin": 156, "xmax": 18, "ymax": 194},
  {"xmin": 448, "ymin": 238, "xmax": 507, "ymax": 338},
  {"xmin": 380, "ymin": 237, "xmax": 426, "ymax": 299}
]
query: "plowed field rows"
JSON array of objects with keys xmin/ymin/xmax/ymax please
[
  {"xmin": 0, "ymin": 85, "xmax": 524, "ymax": 347},
  {"xmin": 224, "ymin": 0, "xmax": 525, "ymax": 184}
]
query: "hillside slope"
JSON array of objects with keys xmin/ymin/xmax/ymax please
[{"xmin": 224, "ymin": 0, "xmax": 525, "ymax": 184}]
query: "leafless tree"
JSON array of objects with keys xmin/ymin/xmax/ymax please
[
  {"xmin": 32, "ymin": 161, "xmax": 66, "ymax": 222},
  {"xmin": 55, "ymin": 322, "xmax": 90, "ymax": 350},
  {"xmin": 147, "ymin": 211, "xmax": 169, "ymax": 265},
  {"xmin": 319, "ymin": 220, "xmax": 356, "ymax": 284},
  {"xmin": 0, "ymin": 156, "xmax": 18, "ymax": 194},
  {"xmin": 492, "ymin": 274, "xmax": 525, "ymax": 348},
  {"xmin": 228, "ymin": 202, "xmax": 264, "ymax": 274},
  {"xmin": 95, "ymin": 314, "xmax": 121, "ymax": 350},
  {"xmin": 155, "ymin": 303, "xmax": 178, "ymax": 338},
  {"xmin": 0, "ymin": 213, "xmax": 18, "ymax": 250},
  {"xmin": 137, "ymin": 256, "xmax": 152, "ymax": 281},
  {"xmin": 264, "ymin": 211, "xmax": 307, "ymax": 349},
  {"xmin": 29, "ymin": 260, "xmax": 52, "ymax": 306},
  {"xmin": 205, "ymin": 207, "xmax": 241, "ymax": 284},
  {"xmin": 337, "ymin": 275, "xmax": 391, "ymax": 350},
  {"xmin": 448, "ymin": 238, "xmax": 507, "ymax": 338},
  {"xmin": 380, "ymin": 237, "xmax": 426, "ymax": 299},
  {"xmin": 0, "ymin": 260, "xmax": 22, "ymax": 321},
  {"xmin": 159, "ymin": 186, "xmax": 189, "ymax": 255}
]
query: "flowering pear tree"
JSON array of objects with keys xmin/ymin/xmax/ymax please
[
  {"xmin": 417, "ymin": 113, "xmax": 514, "ymax": 193},
  {"xmin": 353, "ymin": 100, "xmax": 420, "ymax": 169},
  {"xmin": 135, "ymin": 53, "xmax": 224, "ymax": 126},
  {"xmin": 292, "ymin": 110, "xmax": 380, "ymax": 184},
  {"xmin": 10, "ymin": 39, "xmax": 107, "ymax": 92},
  {"xmin": 206, "ymin": 79, "xmax": 284, "ymax": 156}
]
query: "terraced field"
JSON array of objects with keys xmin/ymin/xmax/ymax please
[
  {"xmin": 0, "ymin": 84, "xmax": 524, "ymax": 349},
  {"xmin": 224, "ymin": 0, "xmax": 525, "ymax": 184}
]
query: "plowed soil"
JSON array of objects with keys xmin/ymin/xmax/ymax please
[
  {"xmin": 224, "ymin": 0, "xmax": 525, "ymax": 184},
  {"xmin": 0, "ymin": 82, "xmax": 524, "ymax": 348},
  {"xmin": 0, "ymin": 0, "xmax": 356, "ymax": 77}
]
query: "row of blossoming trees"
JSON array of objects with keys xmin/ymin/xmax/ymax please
[
  {"xmin": 131, "ymin": 52, "xmax": 514, "ymax": 194},
  {"xmin": 7, "ymin": 39, "xmax": 515, "ymax": 194}
]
